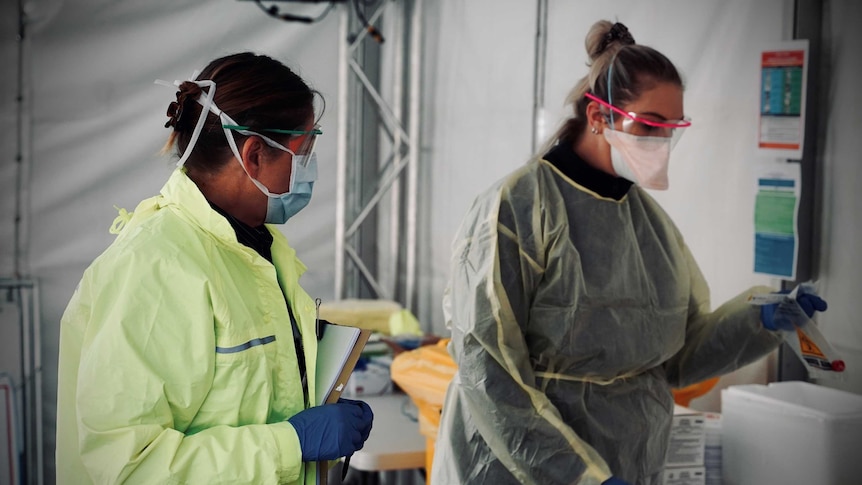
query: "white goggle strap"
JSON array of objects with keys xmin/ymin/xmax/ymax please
[
  {"xmin": 156, "ymin": 74, "xmax": 295, "ymax": 196},
  {"xmin": 221, "ymin": 113, "xmax": 293, "ymax": 198}
]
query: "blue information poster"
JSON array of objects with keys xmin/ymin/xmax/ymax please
[{"xmin": 754, "ymin": 163, "xmax": 800, "ymax": 278}]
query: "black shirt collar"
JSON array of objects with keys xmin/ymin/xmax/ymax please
[
  {"xmin": 542, "ymin": 139, "xmax": 632, "ymax": 201},
  {"xmin": 208, "ymin": 202, "xmax": 274, "ymax": 263}
]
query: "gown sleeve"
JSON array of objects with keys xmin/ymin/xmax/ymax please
[{"xmin": 663, "ymin": 241, "xmax": 783, "ymax": 388}]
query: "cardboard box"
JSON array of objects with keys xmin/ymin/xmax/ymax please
[
  {"xmin": 663, "ymin": 466, "xmax": 706, "ymax": 485},
  {"xmin": 666, "ymin": 406, "xmax": 706, "ymax": 468}
]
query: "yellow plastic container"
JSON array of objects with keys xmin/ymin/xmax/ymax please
[{"xmin": 390, "ymin": 339, "xmax": 457, "ymax": 478}]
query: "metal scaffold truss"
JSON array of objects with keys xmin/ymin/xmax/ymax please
[{"xmin": 335, "ymin": 0, "xmax": 422, "ymax": 311}]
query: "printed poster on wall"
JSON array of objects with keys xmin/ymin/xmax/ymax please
[
  {"xmin": 753, "ymin": 161, "xmax": 800, "ymax": 279},
  {"xmin": 758, "ymin": 40, "xmax": 809, "ymax": 160}
]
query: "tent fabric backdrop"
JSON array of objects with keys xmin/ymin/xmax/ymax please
[
  {"xmin": 24, "ymin": 1, "xmax": 342, "ymax": 481},
  {"xmin": 419, "ymin": 0, "xmax": 862, "ymax": 407},
  {"xmin": 416, "ymin": 0, "xmax": 797, "ymax": 416},
  {"xmin": 421, "ymin": 0, "xmax": 789, "ymax": 332},
  {"xmin": 5, "ymin": 0, "xmax": 861, "ymax": 482}
]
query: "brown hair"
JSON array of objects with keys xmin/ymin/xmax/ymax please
[
  {"xmin": 538, "ymin": 20, "xmax": 683, "ymax": 155},
  {"xmin": 162, "ymin": 52, "xmax": 320, "ymax": 172}
]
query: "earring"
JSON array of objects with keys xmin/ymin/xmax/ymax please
[{"xmin": 591, "ymin": 126, "xmax": 598, "ymax": 134}]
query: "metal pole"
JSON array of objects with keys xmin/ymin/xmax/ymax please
[
  {"xmin": 32, "ymin": 283, "xmax": 42, "ymax": 485},
  {"xmin": 531, "ymin": 0, "xmax": 549, "ymax": 154},
  {"xmin": 388, "ymin": 0, "xmax": 405, "ymax": 299},
  {"xmin": 778, "ymin": 0, "xmax": 823, "ymax": 383},
  {"xmin": 345, "ymin": 154, "xmax": 410, "ymax": 238},
  {"xmin": 15, "ymin": 0, "xmax": 31, "ymax": 280},
  {"xmin": 1, "ymin": 279, "xmax": 37, "ymax": 484},
  {"xmin": 348, "ymin": 58, "xmax": 411, "ymax": 144},
  {"xmin": 789, "ymin": 0, "xmax": 822, "ymax": 284},
  {"xmin": 344, "ymin": 245, "xmax": 389, "ymax": 299},
  {"xmin": 21, "ymin": 286, "xmax": 33, "ymax": 484},
  {"xmin": 347, "ymin": 2, "xmax": 387, "ymax": 55},
  {"xmin": 335, "ymin": 5, "xmax": 349, "ymax": 299},
  {"xmin": 405, "ymin": 0, "xmax": 422, "ymax": 311}
]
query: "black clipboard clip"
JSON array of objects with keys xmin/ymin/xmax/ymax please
[{"xmin": 315, "ymin": 298, "xmax": 326, "ymax": 341}]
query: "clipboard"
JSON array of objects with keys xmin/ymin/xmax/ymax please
[{"xmin": 314, "ymin": 321, "xmax": 371, "ymax": 484}]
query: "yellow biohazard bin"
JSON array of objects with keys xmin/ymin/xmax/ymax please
[{"xmin": 390, "ymin": 339, "xmax": 457, "ymax": 480}]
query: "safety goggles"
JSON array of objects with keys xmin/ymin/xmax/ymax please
[
  {"xmin": 584, "ymin": 92, "xmax": 691, "ymax": 144},
  {"xmin": 223, "ymin": 124, "xmax": 322, "ymax": 165}
]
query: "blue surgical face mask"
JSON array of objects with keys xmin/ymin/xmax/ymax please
[
  {"xmin": 261, "ymin": 152, "xmax": 317, "ymax": 224},
  {"xmin": 221, "ymin": 122, "xmax": 318, "ymax": 224},
  {"xmin": 233, "ymin": 136, "xmax": 318, "ymax": 224},
  {"xmin": 220, "ymin": 115, "xmax": 318, "ymax": 224}
]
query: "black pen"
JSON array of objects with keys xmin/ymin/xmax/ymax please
[{"xmin": 341, "ymin": 455, "xmax": 351, "ymax": 480}]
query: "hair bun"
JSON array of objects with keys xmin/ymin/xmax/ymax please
[
  {"xmin": 164, "ymin": 81, "xmax": 204, "ymax": 130},
  {"xmin": 598, "ymin": 22, "xmax": 635, "ymax": 55}
]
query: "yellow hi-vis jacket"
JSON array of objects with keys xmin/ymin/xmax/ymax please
[{"xmin": 56, "ymin": 168, "xmax": 322, "ymax": 484}]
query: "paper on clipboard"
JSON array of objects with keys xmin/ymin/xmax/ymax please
[{"xmin": 315, "ymin": 322, "xmax": 372, "ymax": 405}]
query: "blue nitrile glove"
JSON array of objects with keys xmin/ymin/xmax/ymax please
[
  {"xmin": 797, "ymin": 291, "xmax": 828, "ymax": 319},
  {"xmin": 287, "ymin": 399, "xmax": 374, "ymax": 462},
  {"xmin": 338, "ymin": 397, "xmax": 374, "ymax": 442},
  {"xmin": 760, "ymin": 289, "xmax": 828, "ymax": 331},
  {"xmin": 602, "ymin": 477, "xmax": 631, "ymax": 485}
]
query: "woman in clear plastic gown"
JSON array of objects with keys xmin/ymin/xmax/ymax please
[{"xmin": 431, "ymin": 20, "xmax": 826, "ymax": 485}]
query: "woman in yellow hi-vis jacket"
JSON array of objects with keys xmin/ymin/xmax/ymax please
[{"xmin": 56, "ymin": 53, "xmax": 373, "ymax": 484}]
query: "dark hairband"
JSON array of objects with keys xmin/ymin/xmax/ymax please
[
  {"xmin": 164, "ymin": 82, "xmax": 203, "ymax": 130},
  {"xmin": 599, "ymin": 22, "xmax": 635, "ymax": 54}
]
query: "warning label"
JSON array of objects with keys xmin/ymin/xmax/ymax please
[{"xmin": 796, "ymin": 327, "xmax": 826, "ymax": 358}]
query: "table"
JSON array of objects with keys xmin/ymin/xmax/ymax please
[{"xmin": 350, "ymin": 394, "xmax": 427, "ymax": 472}]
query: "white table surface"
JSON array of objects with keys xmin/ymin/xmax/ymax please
[{"xmin": 349, "ymin": 394, "xmax": 427, "ymax": 472}]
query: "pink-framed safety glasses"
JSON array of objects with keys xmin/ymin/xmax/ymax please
[{"xmin": 584, "ymin": 92, "xmax": 691, "ymax": 143}]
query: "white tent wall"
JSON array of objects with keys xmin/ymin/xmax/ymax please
[
  {"xmin": 1, "ymin": 0, "xmax": 860, "ymax": 483},
  {"xmin": 417, "ymin": 0, "xmax": 538, "ymax": 330},
  {"xmin": 19, "ymin": 1, "xmax": 343, "ymax": 482},
  {"xmin": 420, "ymin": 0, "xmax": 862, "ymax": 409},
  {"xmin": 421, "ymin": 0, "xmax": 792, "ymax": 413},
  {"xmin": 422, "ymin": 0, "xmax": 788, "ymax": 335}
]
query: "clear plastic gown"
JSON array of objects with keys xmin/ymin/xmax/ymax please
[{"xmin": 431, "ymin": 159, "xmax": 781, "ymax": 485}]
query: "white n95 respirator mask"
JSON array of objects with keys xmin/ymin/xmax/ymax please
[{"xmin": 604, "ymin": 129, "xmax": 672, "ymax": 190}]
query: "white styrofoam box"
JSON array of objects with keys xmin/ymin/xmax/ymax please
[{"xmin": 721, "ymin": 381, "xmax": 862, "ymax": 485}]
